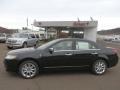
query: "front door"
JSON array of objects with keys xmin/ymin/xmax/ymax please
[{"xmin": 42, "ymin": 40, "xmax": 74, "ymax": 67}]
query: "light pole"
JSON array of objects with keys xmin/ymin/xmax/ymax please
[{"xmin": 31, "ymin": 24, "xmax": 34, "ymax": 31}]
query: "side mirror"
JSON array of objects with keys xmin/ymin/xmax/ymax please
[{"xmin": 49, "ymin": 48, "xmax": 54, "ymax": 54}]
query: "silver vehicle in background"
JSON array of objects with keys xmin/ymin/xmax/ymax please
[
  {"xmin": 0, "ymin": 33, "xmax": 7, "ymax": 43},
  {"xmin": 6, "ymin": 33, "xmax": 39, "ymax": 49}
]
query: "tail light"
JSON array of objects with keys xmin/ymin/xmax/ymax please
[
  {"xmin": 112, "ymin": 48, "xmax": 118, "ymax": 54},
  {"xmin": 106, "ymin": 47, "xmax": 118, "ymax": 54}
]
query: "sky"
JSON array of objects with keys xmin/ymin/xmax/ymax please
[{"xmin": 0, "ymin": 0, "xmax": 120, "ymax": 30}]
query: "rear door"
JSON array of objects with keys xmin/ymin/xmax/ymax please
[{"xmin": 72, "ymin": 40, "xmax": 99, "ymax": 66}]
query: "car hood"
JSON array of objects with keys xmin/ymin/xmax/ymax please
[
  {"xmin": 7, "ymin": 47, "xmax": 43, "ymax": 59},
  {"xmin": 7, "ymin": 38, "xmax": 27, "ymax": 41},
  {"xmin": 0, "ymin": 37, "xmax": 6, "ymax": 39},
  {"xmin": 8, "ymin": 47, "xmax": 36, "ymax": 55}
]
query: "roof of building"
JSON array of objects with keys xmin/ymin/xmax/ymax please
[{"xmin": 34, "ymin": 21, "xmax": 98, "ymax": 28}]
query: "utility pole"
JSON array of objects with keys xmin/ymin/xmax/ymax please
[{"xmin": 27, "ymin": 17, "xmax": 28, "ymax": 28}]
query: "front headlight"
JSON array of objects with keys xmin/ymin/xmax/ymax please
[
  {"xmin": 5, "ymin": 54, "xmax": 17, "ymax": 60},
  {"xmin": 16, "ymin": 40, "xmax": 22, "ymax": 43}
]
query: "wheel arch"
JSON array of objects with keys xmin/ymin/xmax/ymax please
[
  {"xmin": 23, "ymin": 41, "xmax": 27, "ymax": 45},
  {"xmin": 17, "ymin": 58, "xmax": 40, "ymax": 69},
  {"xmin": 97, "ymin": 56, "xmax": 110, "ymax": 68}
]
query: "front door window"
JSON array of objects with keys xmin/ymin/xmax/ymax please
[{"xmin": 52, "ymin": 41, "xmax": 73, "ymax": 51}]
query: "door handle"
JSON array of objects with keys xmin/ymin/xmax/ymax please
[
  {"xmin": 91, "ymin": 52, "xmax": 98, "ymax": 55},
  {"xmin": 65, "ymin": 53, "xmax": 72, "ymax": 56}
]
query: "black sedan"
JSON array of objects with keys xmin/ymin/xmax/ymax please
[{"xmin": 4, "ymin": 38, "xmax": 118, "ymax": 79}]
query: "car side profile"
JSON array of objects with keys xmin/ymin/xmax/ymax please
[
  {"xmin": 0, "ymin": 33, "xmax": 7, "ymax": 43},
  {"xmin": 4, "ymin": 38, "xmax": 118, "ymax": 79},
  {"xmin": 6, "ymin": 33, "xmax": 38, "ymax": 49}
]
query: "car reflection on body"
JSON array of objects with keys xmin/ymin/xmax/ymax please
[{"xmin": 4, "ymin": 38, "xmax": 118, "ymax": 79}]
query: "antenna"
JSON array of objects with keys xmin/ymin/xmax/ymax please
[{"xmin": 90, "ymin": 17, "xmax": 94, "ymax": 21}]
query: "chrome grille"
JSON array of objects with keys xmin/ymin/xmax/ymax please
[{"xmin": 7, "ymin": 39, "xmax": 17, "ymax": 43}]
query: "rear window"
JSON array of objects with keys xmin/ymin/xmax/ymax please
[{"xmin": 29, "ymin": 34, "xmax": 35, "ymax": 38}]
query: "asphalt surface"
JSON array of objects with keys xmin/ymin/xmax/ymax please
[{"xmin": 0, "ymin": 40, "xmax": 120, "ymax": 90}]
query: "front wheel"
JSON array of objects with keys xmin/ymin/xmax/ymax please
[
  {"xmin": 7, "ymin": 46, "xmax": 13, "ymax": 49},
  {"xmin": 92, "ymin": 60, "xmax": 107, "ymax": 75},
  {"xmin": 23, "ymin": 42, "xmax": 27, "ymax": 48},
  {"xmin": 19, "ymin": 60, "xmax": 39, "ymax": 79}
]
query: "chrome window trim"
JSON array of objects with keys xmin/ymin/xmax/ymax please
[
  {"xmin": 54, "ymin": 49, "xmax": 101, "ymax": 52},
  {"xmin": 54, "ymin": 50, "xmax": 73, "ymax": 52}
]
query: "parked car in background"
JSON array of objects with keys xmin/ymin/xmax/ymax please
[
  {"xmin": 0, "ymin": 33, "xmax": 7, "ymax": 43},
  {"xmin": 4, "ymin": 38, "xmax": 118, "ymax": 79},
  {"xmin": 6, "ymin": 33, "xmax": 39, "ymax": 49},
  {"xmin": 29, "ymin": 33, "xmax": 45, "ymax": 41}
]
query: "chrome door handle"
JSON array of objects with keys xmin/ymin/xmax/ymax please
[
  {"xmin": 65, "ymin": 53, "xmax": 72, "ymax": 56},
  {"xmin": 91, "ymin": 52, "xmax": 98, "ymax": 55}
]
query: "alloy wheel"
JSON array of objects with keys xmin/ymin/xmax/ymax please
[
  {"xmin": 92, "ymin": 60, "xmax": 107, "ymax": 75},
  {"xmin": 19, "ymin": 61, "xmax": 39, "ymax": 79}
]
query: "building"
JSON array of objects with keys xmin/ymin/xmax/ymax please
[
  {"xmin": 33, "ymin": 20, "xmax": 98, "ymax": 42},
  {"xmin": 0, "ymin": 26, "xmax": 18, "ymax": 34},
  {"xmin": 97, "ymin": 28, "xmax": 120, "ymax": 41}
]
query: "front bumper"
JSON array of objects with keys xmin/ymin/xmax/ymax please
[
  {"xmin": 0, "ymin": 39, "xmax": 6, "ymax": 42},
  {"xmin": 4, "ymin": 59, "xmax": 19, "ymax": 72},
  {"xmin": 6, "ymin": 43, "xmax": 23, "ymax": 48}
]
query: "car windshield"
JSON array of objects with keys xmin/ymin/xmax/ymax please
[
  {"xmin": 0, "ymin": 33, "xmax": 5, "ymax": 37},
  {"xmin": 12, "ymin": 33, "xmax": 28, "ymax": 38}
]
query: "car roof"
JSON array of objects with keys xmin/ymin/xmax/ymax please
[
  {"xmin": 54, "ymin": 38, "xmax": 103, "ymax": 49},
  {"xmin": 55, "ymin": 38, "xmax": 95, "ymax": 42}
]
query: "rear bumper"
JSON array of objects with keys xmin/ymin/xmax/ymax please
[{"xmin": 108, "ymin": 54, "xmax": 119, "ymax": 68}]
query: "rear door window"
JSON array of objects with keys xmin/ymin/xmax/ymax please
[
  {"xmin": 29, "ymin": 34, "xmax": 35, "ymax": 38},
  {"xmin": 76, "ymin": 41, "xmax": 96, "ymax": 50}
]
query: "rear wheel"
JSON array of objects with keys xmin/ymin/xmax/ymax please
[
  {"xmin": 92, "ymin": 60, "xmax": 107, "ymax": 75},
  {"xmin": 19, "ymin": 60, "xmax": 39, "ymax": 79}
]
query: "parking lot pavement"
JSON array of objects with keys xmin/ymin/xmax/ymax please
[{"xmin": 0, "ymin": 41, "xmax": 120, "ymax": 90}]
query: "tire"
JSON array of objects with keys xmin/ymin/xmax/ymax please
[
  {"xmin": 35, "ymin": 41, "xmax": 39, "ymax": 46},
  {"xmin": 7, "ymin": 46, "xmax": 13, "ymax": 49},
  {"xmin": 23, "ymin": 42, "xmax": 27, "ymax": 48},
  {"xmin": 19, "ymin": 60, "xmax": 39, "ymax": 79},
  {"xmin": 92, "ymin": 60, "xmax": 107, "ymax": 75}
]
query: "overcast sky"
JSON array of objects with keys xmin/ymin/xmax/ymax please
[{"xmin": 0, "ymin": 0, "xmax": 120, "ymax": 30}]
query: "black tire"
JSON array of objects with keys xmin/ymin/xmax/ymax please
[
  {"xmin": 91, "ymin": 60, "xmax": 107, "ymax": 75},
  {"xmin": 7, "ymin": 46, "xmax": 13, "ymax": 49},
  {"xmin": 23, "ymin": 42, "xmax": 27, "ymax": 48},
  {"xmin": 35, "ymin": 41, "xmax": 39, "ymax": 46},
  {"xmin": 19, "ymin": 60, "xmax": 39, "ymax": 79}
]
